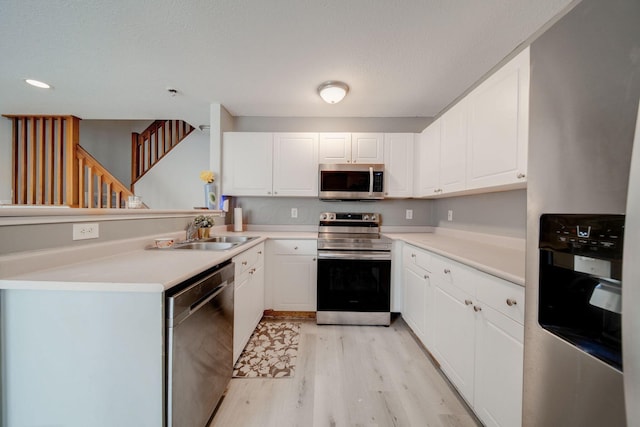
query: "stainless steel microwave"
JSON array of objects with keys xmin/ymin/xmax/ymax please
[{"xmin": 319, "ymin": 163, "xmax": 384, "ymax": 200}]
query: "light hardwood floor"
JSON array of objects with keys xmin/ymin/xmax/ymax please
[{"xmin": 210, "ymin": 316, "xmax": 481, "ymax": 427}]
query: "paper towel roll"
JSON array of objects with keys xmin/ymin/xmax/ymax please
[{"xmin": 234, "ymin": 208, "xmax": 243, "ymax": 232}]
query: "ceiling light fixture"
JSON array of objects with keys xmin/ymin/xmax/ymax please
[
  {"xmin": 25, "ymin": 79, "xmax": 51, "ymax": 89},
  {"xmin": 318, "ymin": 81, "xmax": 349, "ymax": 104}
]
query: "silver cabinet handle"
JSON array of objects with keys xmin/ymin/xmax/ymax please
[
  {"xmin": 411, "ymin": 253, "xmax": 416, "ymax": 258},
  {"xmin": 465, "ymin": 299, "xmax": 473, "ymax": 306},
  {"xmin": 424, "ymin": 275, "xmax": 429, "ymax": 279},
  {"xmin": 249, "ymin": 268, "xmax": 255, "ymax": 275},
  {"xmin": 473, "ymin": 305, "xmax": 482, "ymax": 312},
  {"xmin": 444, "ymin": 268, "xmax": 451, "ymax": 274},
  {"xmin": 258, "ymin": 251, "xmax": 262, "ymax": 255},
  {"xmin": 506, "ymin": 298, "xmax": 517, "ymax": 306},
  {"xmin": 517, "ymin": 173, "xmax": 526, "ymax": 179},
  {"xmin": 312, "ymin": 257, "xmax": 316, "ymax": 261},
  {"xmin": 242, "ymin": 261, "xmax": 248, "ymax": 266},
  {"xmin": 294, "ymin": 246, "xmax": 298, "ymax": 250}
]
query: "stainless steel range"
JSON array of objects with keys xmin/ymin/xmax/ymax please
[{"xmin": 316, "ymin": 212, "xmax": 392, "ymax": 326}]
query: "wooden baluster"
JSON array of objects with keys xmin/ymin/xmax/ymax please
[
  {"xmin": 106, "ymin": 182, "xmax": 112, "ymax": 208},
  {"xmin": 37, "ymin": 118, "xmax": 45, "ymax": 204},
  {"xmin": 96, "ymin": 174, "xmax": 102, "ymax": 208},
  {"xmin": 48, "ymin": 118, "xmax": 55, "ymax": 204},
  {"xmin": 11, "ymin": 118, "xmax": 19, "ymax": 204},
  {"xmin": 153, "ymin": 128, "xmax": 158, "ymax": 166},
  {"xmin": 87, "ymin": 166, "xmax": 94, "ymax": 208},
  {"xmin": 161, "ymin": 121, "xmax": 167, "ymax": 156},
  {"xmin": 64, "ymin": 116, "xmax": 80, "ymax": 207},
  {"xmin": 29, "ymin": 117, "xmax": 36, "ymax": 204},
  {"xmin": 56, "ymin": 117, "xmax": 64, "ymax": 205},
  {"xmin": 115, "ymin": 191, "xmax": 121, "ymax": 209},
  {"xmin": 78, "ymin": 156, "xmax": 85, "ymax": 208}
]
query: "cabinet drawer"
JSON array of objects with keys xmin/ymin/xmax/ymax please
[
  {"xmin": 233, "ymin": 242, "xmax": 264, "ymax": 275},
  {"xmin": 403, "ymin": 244, "xmax": 432, "ymax": 272},
  {"xmin": 270, "ymin": 239, "xmax": 317, "ymax": 255},
  {"xmin": 431, "ymin": 254, "xmax": 475, "ymax": 296},
  {"xmin": 476, "ymin": 273, "xmax": 525, "ymax": 325}
]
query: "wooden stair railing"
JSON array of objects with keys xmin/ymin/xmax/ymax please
[
  {"xmin": 4, "ymin": 114, "xmax": 137, "ymax": 208},
  {"xmin": 3, "ymin": 115, "xmax": 81, "ymax": 206},
  {"xmin": 76, "ymin": 146, "xmax": 135, "ymax": 208},
  {"xmin": 131, "ymin": 119, "xmax": 195, "ymax": 187}
]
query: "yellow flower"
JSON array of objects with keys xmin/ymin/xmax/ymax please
[{"xmin": 199, "ymin": 170, "xmax": 214, "ymax": 183}]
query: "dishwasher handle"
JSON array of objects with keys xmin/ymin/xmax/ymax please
[
  {"xmin": 166, "ymin": 262, "xmax": 234, "ymax": 328},
  {"xmin": 189, "ymin": 283, "xmax": 228, "ymax": 315}
]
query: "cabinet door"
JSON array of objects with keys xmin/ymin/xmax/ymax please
[
  {"xmin": 233, "ymin": 272, "xmax": 252, "ymax": 363},
  {"xmin": 273, "ymin": 133, "xmax": 319, "ymax": 196},
  {"xmin": 474, "ymin": 305, "xmax": 524, "ymax": 427},
  {"xmin": 415, "ymin": 120, "xmax": 441, "ymax": 197},
  {"xmin": 383, "ymin": 133, "xmax": 414, "ymax": 198},
  {"xmin": 433, "ymin": 279, "xmax": 476, "ymax": 403},
  {"xmin": 403, "ymin": 266, "xmax": 435, "ymax": 349},
  {"xmin": 222, "ymin": 133, "xmax": 273, "ymax": 196},
  {"xmin": 319, "ymin": 133, "xmax": 351, "ymax": 164},
  {"xmin": 439, "ymin": 102, "xmax": 467, "ymax": 194},
  {"xmin": 466, "ymin": 48, "xmax": 529, "ymax": 189},
  {"xmin": 351, "ymin": 133, "xmax": 384, "ymax": 164},
  {"xmin": 272, "ymin": 255, "xmax": 317, "ymax": 311}
]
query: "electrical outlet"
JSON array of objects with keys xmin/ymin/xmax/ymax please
[
  {"xmin": 405, "ymin": 209, "xmax": 413, "ymax": 220},
  {"xmin": 291, "ymin": 208, "xmax": 298, "ymax": 218},
  {"xmin": 447, "ymin": 210, "xmax": 453, "ymax": 221},
  {"xmin": 73, "ymin": 223, "xmax": 99, "ymax": 240}
]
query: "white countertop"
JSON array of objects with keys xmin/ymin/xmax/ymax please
[
  {"xmin": 385, "ymin": 229, "xmax": 525, "ymax": 286},
  {"xmin": 0, "ymin": 227, "xmax": 524, "ymax": 292}
]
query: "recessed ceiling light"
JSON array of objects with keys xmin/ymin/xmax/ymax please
[{"xmin": 25, "ymin": 79, "xmax": 51, "ymax": 89}]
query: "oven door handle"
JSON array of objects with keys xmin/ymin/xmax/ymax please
[{"xmin": 318, "ymin": 250, "xmax": 391, "ymax": 261}]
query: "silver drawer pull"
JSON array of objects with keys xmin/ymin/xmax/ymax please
[
  {"xmin": 517, "ymin": 173, "xmax": 526, "ymax": 179},
  {"xmin": 312, "ymin": 257, "xmax": 316, "ymax": 261},
  {"xmin": 242, "ymin": 261, "xmax": 248, "ymax": 266},
  {"xmin": 444, "ymin": 268, "xmax": 451, "ymax": 274},
  {"xmin": 411, "ymin": 253, "xmax": 416, "ymax": 258},
  {"xmin": 424, "ymin": 275, "xmax": 429, "ymax": 279},
  {"xmin": 258, "ymin": 251, "xmax": 262, "ymax": 255},
  {"xmin": 465, "ymin": 299, "xmax": 473, "ymax": 306},
  {"xmin": 294, "ymin": 246, "xmax": 298, "ymax": 250},
  {"xmin": 506, "ymin": 298, "xmax": 517, "ymax": 306},
  {"xmin": 473, "ymin": 305, "xmax": 482, "ymax": 312}
]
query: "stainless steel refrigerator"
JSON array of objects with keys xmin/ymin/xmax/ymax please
[
  {"xmin": 523, "ymin": 0, "xmax": 640, "ymax": 426},
  {"xmin": 623, "ymin": 103, "xmax": 640, "ymax": 427}
]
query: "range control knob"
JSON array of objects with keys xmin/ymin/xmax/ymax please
[
  {"xmin": 370, "ymin": 214, "xmax": 377, "ymax": 221},
  {"xmin": 320, "ymin": 213, "xmax": 327, "ymax": 220},
  {"xmin": 363, "ymin": 214, "xmax": 370, "ymax": 221}
]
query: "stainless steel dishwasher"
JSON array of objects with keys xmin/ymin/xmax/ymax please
[{"xmin": 166, "ymin": 261, "xmax": 234, "ymax": 427}]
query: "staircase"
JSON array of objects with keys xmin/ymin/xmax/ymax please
[{"xmin": 4, "ymin": 115, "xmax": 194, "ymax": 208}]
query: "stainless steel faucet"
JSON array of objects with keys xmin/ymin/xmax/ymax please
[{"xmin": 186, "ymin": 221, "xmax": 198, "ymax": 241}]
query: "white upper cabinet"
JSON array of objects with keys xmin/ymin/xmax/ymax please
[
  {"xmin": 439, "ymin": 100, "xmax": 468, "ymax": 194},
  {"xmin": 415, "ymin": 119, "xmax": 441, "ymax": 197},
  {"xmin": 222, "ymin": 132, "xmax": 273, "ymax": 196},
  {"xmin": 351, "ymin": 133, "xmax": 384, "ymax": 163},
  {"xmin": 222, "ymin": 132, "xmax": 318, "ymax": 197},
  {"xmin": 318, "ymin": 133, "xmax": 352, "ymax": 163},
  {"xmin": 319, "ymin": 133, "xmax": 384, "ymax": 164},
  {"xmin": 466, "ymin": 48, "xmax": 529, "ymax": 189},
  {"xmin": 273, "ymin": 133, "xmax": 319, "ymax": 196},
  {"xmin": 383, "ymin": 133, "xmax": 414, "ymax": 197}
]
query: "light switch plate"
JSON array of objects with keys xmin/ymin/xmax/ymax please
[{"xmin": 73, "ymin": 223, "xmax": 99, "ymax": 240}]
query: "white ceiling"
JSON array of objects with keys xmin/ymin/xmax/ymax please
[{"xmin": 0, "ymin": 0, "xmax": 573, "ymax": 127}]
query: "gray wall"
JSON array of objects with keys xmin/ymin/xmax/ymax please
[
  {"xmin": 0, "ymin": 216, "xmax": 194, "ymax": 256},
  {"xmin": 432, "ymin": 189, "xmax": 526, "ymax": 238},
  {"xmin": 233, "ymin": 116, "xmax": 433, "ymax": 133},
  {"xmin": 231, "ymin": 197, "xmax": 433, "ymax": 227},
  {"xmin": 80, "ymin": 120, "xmax": 152, "ymax": 188},
  {"xmin": 523, "ymin": 0, "xmax": 640, "ymax": 425}
]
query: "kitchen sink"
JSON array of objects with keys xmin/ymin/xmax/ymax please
[{"xmin": 172, "ymin": 236, "xmax": 258, "ymax": 251}]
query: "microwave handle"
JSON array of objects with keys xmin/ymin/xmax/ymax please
[{"xmin": 369, "ymin": 166, "xmax": 373, "ymax": 195}]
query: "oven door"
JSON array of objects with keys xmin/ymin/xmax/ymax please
[{"xmin": 317, "ymin": 250, "xmax": 391, "ymax": 312}]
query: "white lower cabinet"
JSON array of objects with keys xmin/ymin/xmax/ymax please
[
  {"xmin": 402, "ymin": 244, "xmax": 524, "ymax": 427},
  {"xmin": 232, "ymin": 242, "xmax": 265, "ymax": 364},
  {"xmin": 267, "ymin": 239, "xmax": 317, "ymax": 312}
]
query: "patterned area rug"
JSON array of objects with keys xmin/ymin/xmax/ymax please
[{"xmin": 233, "ymin": 321, "xmax": 300, "ymax": 378}]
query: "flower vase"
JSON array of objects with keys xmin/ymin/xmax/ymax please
[
  {"xmin": 204, "ymin": 182, "xmax": 216, "ymax": 209},
  {"xmin": 197, "ymin": 227, "xmax": 211, "ymax": 239}
]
